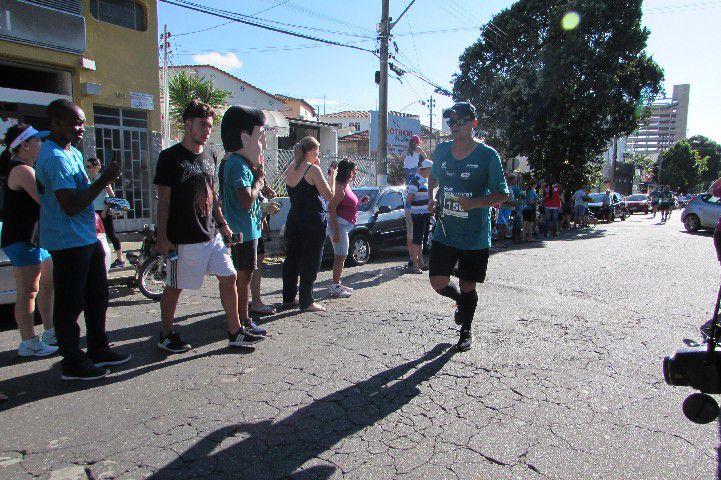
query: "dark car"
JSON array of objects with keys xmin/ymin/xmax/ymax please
[
  {"xmin": 587, "ymin": 192, "xmax": 627, "ymax": 222},
  {"xmin": 625, "ymin": 194, "xmax": 650, "ymax": 215},
  {"xmin": 280, "ymin": 185, "xmax": 432, "ymax": 266}
]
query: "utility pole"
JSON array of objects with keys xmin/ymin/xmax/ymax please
[
  {"xmin": 161, "ymin": 24, "xmax": 170, "ymax": 148},
  {"xmin": 428, "ymin": 96, "xmax": 436, "ymax": 151},
  {"xmin": 377, "ymin": 0, "xmax": 390, "ymax": 184},
  {"xmin": 377, "ymin": 0, "xmax": 417, "ymax": 184},
  {"xmin": 609, "ymin": 137, "xmax": 618, "ymax": 191}
]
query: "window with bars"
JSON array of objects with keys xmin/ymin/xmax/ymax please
[{"xmin": 89, "ymin": 0, "xmax": 146, "ymax": 31}]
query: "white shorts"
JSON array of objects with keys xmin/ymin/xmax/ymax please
[{"xmin": 166, "ymin": 234, "xmax": 236, "ymax": 290}]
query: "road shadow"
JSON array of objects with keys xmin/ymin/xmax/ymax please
[
  {"xmin": 148, "ymin": 343, "xmax": 455, "ymax": 479},
  {"xmin": 0, "ymin": 343, "xmax": 254, "ymax": 412},
  {"xmin": 0, "ymin": 309, "xmax": 253, "ymax": 409}
]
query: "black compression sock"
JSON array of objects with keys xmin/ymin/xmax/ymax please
[
  {"xmin": 459, "ymin": 290, "xmax": 478, "ymax": 328},
  {"xmin": 437, "ymin": 283, "xmax": 462, "ymax": 303}
]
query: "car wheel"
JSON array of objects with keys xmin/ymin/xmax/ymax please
[
  {"xmin": 347, "ymin": 233, "xmax": 371, "ymax": 266},
  {"xmin": 684, "ymin": 214, "xmax": 701, "ymax": 232}
]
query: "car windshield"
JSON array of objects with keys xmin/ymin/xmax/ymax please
[
  {"xmin": 353, "ymin": 188, "xmax": 379, "ymax": 211},
  {"xmin": 589, "ymin": 193, "xmax": 606, "ymax": 202},
  {"xmin": 627, "ymin": 195, "xmax": 647, "ymax": 201}
]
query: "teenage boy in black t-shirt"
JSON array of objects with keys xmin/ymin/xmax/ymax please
[{"xmin": 153, "ymin": 100, "xmax": 262, "ymax": 353}]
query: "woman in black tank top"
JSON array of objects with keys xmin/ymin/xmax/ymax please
[
  {"xmin": 1, "ymin": 124, "xmax": 58, "ymax": 358},
  {"xmin": 282, "ymin": 136, "xmax": 337, "ymax": 311}
]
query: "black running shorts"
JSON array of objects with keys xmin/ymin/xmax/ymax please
[{"xmin": 428, "ymin": 240, "xmax": 489, "ymax": 283}]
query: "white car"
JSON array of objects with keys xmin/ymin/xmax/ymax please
[{"xmin": 0, "ymin": 216, "xmax": 112, "ymax": 307}]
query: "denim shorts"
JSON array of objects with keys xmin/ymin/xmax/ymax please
[
  {"xmin": 2, "ymin": 242, "xmax": 51, "ymax": 267},
  {"xmin": 329, "ymin": 217, "xmax": 355, "ymax": 256}
]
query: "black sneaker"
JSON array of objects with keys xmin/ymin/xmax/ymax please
[
  {"xmin": 456, "ymin": 328, "xmax": 473, "ymax": 352},
  {"xmin": 61, "ymin": 360, "xmax": 109, "ymax": 381},
  {"xmin": 89, "ymin": 349, "xmax": 132, "ymax": 367},
  {"xmin": 228, "ymin": 328, "xmax": 263, "ymax": 347},
  {"xmin": 158, "ymin": 330, "xmax": 192, "ymax": 353}
]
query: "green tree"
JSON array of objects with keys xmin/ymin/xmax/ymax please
[
  {"xmin": 688, "ymin": 135, "xmax": 721, "ymax": 185},
  {"xmin": 168, "ymin": 70, "xmax": 231, "ymax": 129},
  {"xmin": 657, "ymin": 141, "xmax": 706, "ymax": 193},
  {"xmin": 452, "ymin": 0, "xmax": 664, "ymax": 189}
]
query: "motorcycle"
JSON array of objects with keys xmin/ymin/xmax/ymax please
[{"xmin": 126, "ymin": 224, "xmax": 166, "ymax": 300}]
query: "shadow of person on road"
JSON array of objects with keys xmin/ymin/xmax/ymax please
[{"xmin": 147, "ymin": 343, "xmax": 455, "ymax": 480}]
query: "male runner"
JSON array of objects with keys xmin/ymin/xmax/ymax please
[
  {"xmin": 154, "ymin": 100, "xmax": 261, "ymax": 353},
  {"xmin": 659, "ymin": 185, "xmax": 672, "ymax": 223},
  {"xmin": 427, "ymin": 102, "xmax": 509, "ymax": 351}
]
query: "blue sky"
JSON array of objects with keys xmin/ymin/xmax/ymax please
[{"xmin": 160, "ymin": 0, "xmax": 721, "ymax": 142}]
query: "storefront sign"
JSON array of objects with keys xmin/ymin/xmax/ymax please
[
  {"xmin": 369, "ymin": 111, "xmax": 421, "ymax": 156},
  {"xmin": 130, "ymin": 92, "xmax": 155, "ymax": 111}
]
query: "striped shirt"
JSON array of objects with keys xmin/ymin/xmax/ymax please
[{"xmin": 406, "ymin": 173, "xmax": 430, "ymax": 215}]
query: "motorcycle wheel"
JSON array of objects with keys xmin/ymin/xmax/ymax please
[{"xmin": 138, "ymin": 256, "xmax": 166, "ymax": 300}]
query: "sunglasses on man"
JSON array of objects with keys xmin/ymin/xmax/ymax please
[{"xmin": 446, "ymin": 117, "xmax": 473, "ymax": 128}]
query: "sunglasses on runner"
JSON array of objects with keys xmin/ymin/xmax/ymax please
[{"xmin": 446, "ymin": 117, "xmax": 473, "ymax": 128}]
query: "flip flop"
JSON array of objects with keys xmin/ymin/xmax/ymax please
[{"xmin": 250, "ymin": 305, "xmax": 276, "ymax": 315}]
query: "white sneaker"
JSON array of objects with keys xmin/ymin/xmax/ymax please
[
  {"xmin": 329, "ymin": 284, "xmax": 352, "ymax": 298},
  {"xmin": 339, "ymin": 284, "xmax": 353, "ymax": 293},
  {"xmin": 42, "ymin": 328, "xmax": 57, "ymax": 346},
  {"xmin": 18, "ymin": 336, "xmax": 59, "ymax": 357}
]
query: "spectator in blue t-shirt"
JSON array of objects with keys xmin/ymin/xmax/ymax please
[
  {"xmin": 34, "ymin": 99, "xmax": 129, "ymax": 381},
  {"xmin": 522, "ymin": 180, "xmax": 538, "ymax": 241}
]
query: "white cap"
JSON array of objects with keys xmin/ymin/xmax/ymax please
[{"xmin": 420, "ymin": 159, "xmax": 433, "ymax": 169}]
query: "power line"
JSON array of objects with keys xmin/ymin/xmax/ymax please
[
  {"xmin": 174, "ymin": 0, "xmax": 294, "ymax": 37},
  {"xmin": 159, "ymin": 0, "xmax": 377, "ymax": 54}
]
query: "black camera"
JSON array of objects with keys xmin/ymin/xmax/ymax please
[
  {"xmin": 663, "ymin": 286, "xmax": 721, "ymax": 424},
  {"xmin": 663, "ymin": 346, "xmax": 721, "ymax": 393}
]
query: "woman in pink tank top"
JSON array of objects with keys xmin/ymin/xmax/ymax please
[{"xmin": 328, "ymin": 159, "xmax": 359, "ymax": 298}]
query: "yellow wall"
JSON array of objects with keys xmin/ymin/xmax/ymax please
[{"xmin": 0, "ymin": 0, "xmax": 160, "ymax": 131}]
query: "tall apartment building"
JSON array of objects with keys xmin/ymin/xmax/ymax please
[
  {"xmin": 625, "ymin": 84, "xmax": 690, "ymax": 157},
  {"xmin": 0, "ymin": 0, "xmax": 161, "ymax": 231}
]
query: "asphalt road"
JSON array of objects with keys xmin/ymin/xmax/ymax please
[{"xmin": 0, "ymin": 212, "xmax": 718, "ymax": 479}]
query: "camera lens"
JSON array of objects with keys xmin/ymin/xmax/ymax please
[{"xmin": 663, "ymin": 356, "xmax": 673, "ymax": 385}]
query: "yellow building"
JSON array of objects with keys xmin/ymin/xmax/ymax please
[{"xmin": 0, "ymin": 0, "xmax": 161, "ymax": 230}]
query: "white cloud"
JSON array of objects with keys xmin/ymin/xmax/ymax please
[
  {"xmin": 191, "ymin": 52, "xmax": 243, "ymax": 72},
  {"xmin": 307, "ymin": 98, "xmax": 339, "ymax": 105}
]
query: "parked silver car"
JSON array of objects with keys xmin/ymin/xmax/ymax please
[{"xmin": 681, "ymin": 194, "xmax": 721, "ymax": 232}]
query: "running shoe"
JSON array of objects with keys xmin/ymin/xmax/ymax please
[
  {"xmin": 61, "ymin": 360, "xmax": 109, "ymax": 381},
  {"xmin": 41, "ymin": 328, "xmax": 57, "ymax": 346},
  {"xmin": 329, "ymin": 284, "xmax": 352, "ymax": 298},
  {"xmin": 110, "ymin": 259, "xmax": 127, "ymax": 269},
  {"xmin": 18, "ymin": 336, "xmax": 58, "ymax": 357},
  {"xmin": 242, "ymin": 319, "xmax": 267, "ymax": 337},
  {"xmin": 339, "ymin": 284, "xmax": 354, "ymax": 293},
  {"xmin": 228, "ymin": 329, "xmax": 263, "ymax": 347},
  {"xmin": 158, "ymin": 330, "xmax": 192, "ymax": 353},
  {"xmin": 456, "ymin": 328, "xmax": 473, "ymax": 352},
  {"xmin": 89, "ymin": 349, "xmax": 132, "ymax": 367}
]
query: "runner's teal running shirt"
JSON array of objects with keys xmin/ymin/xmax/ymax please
[{"xmin": 430, "ymin": 141, "xmax": 509, "ymax": 250}]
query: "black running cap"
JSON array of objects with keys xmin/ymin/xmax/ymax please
[{"xmin": 443, "ymin": 102, "xmax": 476, "ymax": 119}]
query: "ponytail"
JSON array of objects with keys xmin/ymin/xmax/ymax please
[
  {"xmin": 1, "ymin": 123, "xmax": 31, "ymax": 177},
  {"xmin": 292, "ymin": 136, "xmax": 320, "ymax": 170}
]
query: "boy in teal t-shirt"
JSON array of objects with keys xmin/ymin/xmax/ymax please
[{"xmin": 220, "ymin": 105, "xmax": 270, "ymax": 338}]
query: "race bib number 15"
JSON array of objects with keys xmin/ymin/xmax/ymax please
[{"xmin": 443, "ymin": 194, "xmax": 469, "ymax": 219}]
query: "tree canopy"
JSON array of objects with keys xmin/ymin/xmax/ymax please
[
  {"xmin": 168, "ymin": 70, "xmax": 232, "ymax": 129},
  {"xmin": 688, "ymin": 135, "xmax": 721, "ymax": 186},
  {"xmin": 656, "ymin": 141, "xmax": 707, "ymax": 193},
  {"xmin": 452, "ymin": 0, "xmax": 664, "ymax": 188}
]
